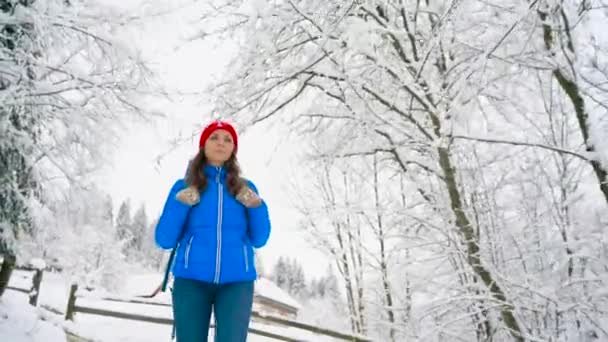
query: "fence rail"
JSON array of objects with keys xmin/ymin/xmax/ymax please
[
  {"xmin": 73, "ymin": 304, "xmax": 303, "ymax": 342},
  {"xmin": 64, "ymin": 283, "xmax": 372, "ymax": 342}
]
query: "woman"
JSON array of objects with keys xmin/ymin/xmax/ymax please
[{"xmin": 155, "ymin": 120, "xmax": 271, "ymax": 342}]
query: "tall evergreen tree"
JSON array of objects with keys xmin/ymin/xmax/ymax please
[
  {"xmin": 0, "ymin": 0, "xmax": 39, "ymax": 297},
  {"xmin": 131, "ymin": 204, "xmax": 148, "ymax": 252},
  {"xmin": 115, "ymin": 200, "xmax": 132, "ymax": 244},
  {"xmin": 272, "ymin": 256, "xmax": 289, "ymax": 289},
  {"xmin": 271, "ymin": 256, "xmax": 307, "ymax": 299}
]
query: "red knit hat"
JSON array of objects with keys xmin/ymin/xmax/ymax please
[{"xmin": 199, "ymin": 120, "xmax": 238, "ymax": 152}]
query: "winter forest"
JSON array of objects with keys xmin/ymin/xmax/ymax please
[{"xmin": 1, "ymin": 0, "xmax": 608, "ymax": 341}]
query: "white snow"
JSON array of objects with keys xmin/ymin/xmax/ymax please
[
  {"xmin": 9, "ymin": 269, "xmax": 35, "ymax": 291},
  {"xmin": 0, "ymin": 292, "xmax": 66, "ymax": 342},
  {"xmin": 28, "ymin": 259, "xmax": 47, "ymax": 270}
]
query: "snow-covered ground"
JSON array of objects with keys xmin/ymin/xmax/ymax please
[
  {"xmin": 0, "ymin": 291, "xmax": 66, "ymax": 342},
  {"xmin": 1, "ymin": 271, "xmax": 338, "ymax": 341}
]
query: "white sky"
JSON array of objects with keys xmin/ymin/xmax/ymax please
[{"xmin": 97, "ymin": 0, "xmax": 330, "ymax": 279}]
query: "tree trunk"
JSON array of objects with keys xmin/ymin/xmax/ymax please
[
  {"xmin": 335, "ymin": 224, "xmax": 359, "ymax": 333},
  {"xmin": 349, "ymin": 221, "xmax": 365, "ymax": 334},
  {"xmin": 437, "ymin": 146, "xmax": 524, "ymax": 341},
  {"xmin": 343, "ymin": 172, "xmax": 365, "ymax": 334},
  {"xmin": 0, "ymin": 253, "xmax": 16, "ymax": 297},
  {"xmin": 399, "ymin": 176, "xmax": 412, "ymax": 327},
  {"xmin": 320, "ymin": 166, "xmax": 361, "ymax": 334},
  {"xmin": 538, "ymin": 8, "xmax": 608, "ymax": 206},
  {"xmin": 373, "ymin": 156, "xmax": 396, "ymax": 341}
]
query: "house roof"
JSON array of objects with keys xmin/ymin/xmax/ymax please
[{"xmin": 254, "ymin": 277, "xmax": 301, "ymax": 310}]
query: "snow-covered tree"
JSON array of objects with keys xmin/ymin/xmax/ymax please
[
  {"xmin": 143, "ymin": 218, "xmax": 164, "ymax": 270},
  {"xmin": 309, "ymin": 265, "xmax": 339, "ymax": 299},
  {"xmin": 254, "ymin": 249, "xmax": 265, "ymax": 278},
  {"xmin": 0, "ymin": 0, "xmax": 40, "ymax": 297},
  {"xmin": 271, "ymin": 256, "xmax": 307, "ymax": 300},
  {"xmin": 190, "ymin": 0, "xmax": 608, "ymax": 340},
  {"xmin": 0, "ymin": 0, "xmax": 153, "ymax": 295},
  {"xmin": 272, "ymin": 256, "xmax": 288, "ymax": 288},
  {"xmin": 101, "ymin": 194, "xmax": 114, "ymax": 232},
  {"xmin": 300, "ymin": 265, "xmax": 348, "ymax": 333},
  {"xmin": 131, "ymin": 204, "xmax": 148, "ymax": 253},
  {"xmin": 115, "ymin": 200, "xmax": 132, "ymax": 246},
  {"xmin": 17, "ymin": 185, "xmax": 127, "ymax": 290},
  {"xmin": 534, "ymin": 1, "xmax": 608, "ymax": 204}
]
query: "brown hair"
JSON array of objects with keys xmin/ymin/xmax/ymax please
[{"xmin": 185, "ymin": 149, "xmax": 246, "ymax": 196}]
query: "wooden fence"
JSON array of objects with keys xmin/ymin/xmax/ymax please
[
  {"xmin": 6, "ymin": 266, "xmax": 44, "ymax": 306},
  {"xmin": 64, "ymin": 283, "xmax": 372, "ymax": 342}
]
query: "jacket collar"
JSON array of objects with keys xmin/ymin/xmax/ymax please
[{"xmin": 204, "ymin": 164, "xmax": 227, "ymax": 182}]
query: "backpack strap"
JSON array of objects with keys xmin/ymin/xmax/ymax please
[{"xmin": 161, "ymin": 245, "xmax": 178, "ymax": 292}]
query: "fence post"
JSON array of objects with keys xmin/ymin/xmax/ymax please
[
  {"xmin": 0, "ymin": 254, "xmax": 16, "ymax": 297},
  {"xmin": 65, "ymin": 283, "xmax": 78, "ymax": 321},
  {"xmin": 29, "ymin": 268, "xmax": 44, "ymax": 306}
]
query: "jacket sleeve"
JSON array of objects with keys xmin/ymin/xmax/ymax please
[
  {"xmin": 246, "ymin": 180, "xmax": 271, "ymax": 248},
  {"xmin": 155, "ymin": 179, "xmax": 191, "ymax": 250}
]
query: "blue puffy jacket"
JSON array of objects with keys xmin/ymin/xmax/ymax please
[{"xmin": 155, "ymin": 165, "xmax": 271, "ymax": 284}]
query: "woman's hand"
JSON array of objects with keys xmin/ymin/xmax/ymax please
[{"xmin": 236, "ymin": 186, "xmax": 262, "ymax": 208}]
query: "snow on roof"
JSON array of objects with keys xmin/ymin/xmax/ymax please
[
  {"xmin": 115, "ymin": 273, "xmax": 171, "ymax": 303},
  {"xmin": 254, "ymin": 277, "xmax": 301, "ymax": 310},
  {"xmin": 122, "ymin": 273, "xmax": 164, "ymax": 296}
]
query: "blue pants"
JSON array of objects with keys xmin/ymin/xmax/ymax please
[{"xmin": 172, "ymin": 277, "xmax": 254, "ymax": 342}]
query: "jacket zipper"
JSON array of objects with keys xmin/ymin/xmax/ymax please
[
  {"xmin": 243, "ymin": 245, "xmax": 249, "ymax": 273},
  {"xmin": 214, "ymin": 167, "xmax": 223, "ymax": 284},
  {"xmin": 184, "ymin": 235, "xmax": 194, "ymax": 269}
]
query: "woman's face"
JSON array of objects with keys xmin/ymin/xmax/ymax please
[{"xmin": 204, "ymin": 129, "xmax": 235, "ymax": 166}]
